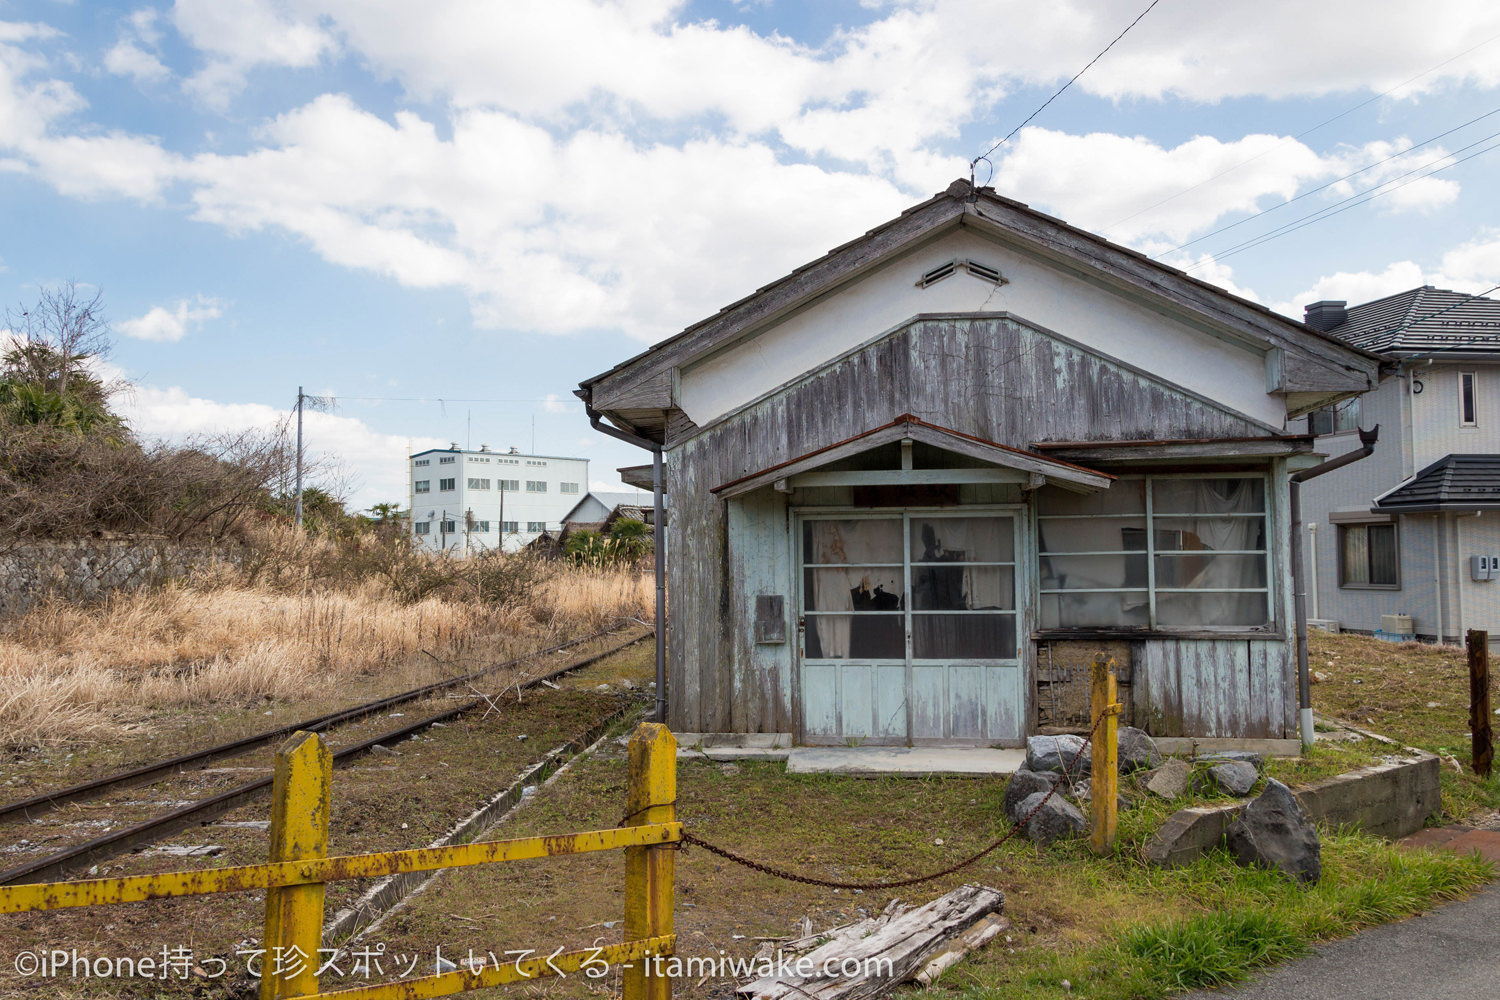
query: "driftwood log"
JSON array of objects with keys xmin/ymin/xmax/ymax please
[{"xmin": 737, "ymin": 884, "xmax": 1006, "ymax": 1000}]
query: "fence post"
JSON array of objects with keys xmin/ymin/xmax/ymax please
[
  {"xmin": 1089, "ymin": 653, "xmax": 1119, "ymax": 856},
  {"xmin": 1469, "ymin": 630, "xmax": 1493, "ymax": 779},
  {"xmin": 624, "ymin": 722, "xmax": 676, "ymax": 1000},
  {"xmin": 261, "ymin": 731, "xmax": 331, "ymax": 1000}
]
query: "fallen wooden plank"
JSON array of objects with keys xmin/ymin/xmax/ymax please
[{"xmin": 737, "ymin": 884, "xmax": 1004, "ymax": 1000}]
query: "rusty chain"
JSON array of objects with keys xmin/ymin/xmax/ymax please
[{"xmin": 652, "ymin": 712, "xmax": 1107, "ymax": 893}]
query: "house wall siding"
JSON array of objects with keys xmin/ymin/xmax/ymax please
[
  {"xmin": 666, "ymin": 314, "xmax": 1295, "ymax": 734},
  {"xmin": 678, "ymin": 230, "xmax": 1284, "ymax": 430}
]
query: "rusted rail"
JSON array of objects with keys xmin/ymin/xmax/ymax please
[
  {"xmin": 0, "ymin": 626, "xmax": 628, "ymax": 825},
  {"xmin": 0, "ymin": 632, "xmax": 651, "ymax": 886}
]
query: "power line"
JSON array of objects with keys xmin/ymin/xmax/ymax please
[
  {"xmin": 1154, "ymin": 105, "xmax": 1500, "ymax": 260},
  {"xmin": 1181, "ymin": 132, "xmax": 1500, "ymax": 271},
  {"xmin": 969, "ymin": 0, "xmax": 1164, "ymax": 177},
  {"xmin": 1374, "ymin": 284, "xmax": 1500, "ymax": 360},
  {"xmin": 1100, "ymin": 29, "xmax": 1500, "ymax": 235}
]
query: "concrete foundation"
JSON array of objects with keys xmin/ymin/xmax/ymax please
[{"xmin": 1144, "ymin": 753, "xmax": 1441, "ymax": 867}]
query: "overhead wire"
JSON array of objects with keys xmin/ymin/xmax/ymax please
[
  {"xmin": 1153, "ymin": 105, "xmax": 1500, "ymax": 260},
  {"xmin": 1180, "ymin": 132, "xmax": 1500, "ymax": 271},
  {"xmin": 1100, "ymin": 29, "xmax": 1500, "ymax": 235},
  {"xmin": 968, "ymin": 0, "xmax": 1164, "ymax": 180}
]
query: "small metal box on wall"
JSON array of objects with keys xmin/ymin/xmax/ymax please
[
  {"xmin": 1471, "ymin": 555, "xmax": 1498, "ymax": 581},
  {"xmin": 754, "ymin": 595, "xmax": 786, "ymax": 643}
]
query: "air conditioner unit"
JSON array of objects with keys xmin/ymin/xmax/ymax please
[{"xmin": 1380, "ymin": 613, "xmax": 1414, "ymax": 636}]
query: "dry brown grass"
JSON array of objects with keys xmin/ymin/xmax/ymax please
[{"xmin": 0, "ymin": 544, "xmax": 653, "ymax": 749}]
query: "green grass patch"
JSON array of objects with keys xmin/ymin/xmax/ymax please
[{"xmin": 925, "ymin": 830, "xmax": 1492, "ymax": 1000}]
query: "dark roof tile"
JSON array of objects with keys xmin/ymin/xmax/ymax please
[
  {"xmin": 1376, "ymin": 454, "xmax": 1500, "ymax": 511},
  {"xmin": 1327, "ymin": 286, "xmax": 1500, "ymax": 355}
]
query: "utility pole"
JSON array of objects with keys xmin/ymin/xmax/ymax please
[
  {"xmin": 294, "ymin": 386, "xmax": 304, "ymax": 530},
  {"xmin": 498, "ymin": 483, "xmax": 506, "ymax": 554}
]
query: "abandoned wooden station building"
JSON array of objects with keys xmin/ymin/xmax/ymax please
[{"xmin": 579, "ymin": 180, "xmax": 1382, "ymax": 746}]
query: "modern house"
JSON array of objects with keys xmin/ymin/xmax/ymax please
[
  {"xmin": 408, "ymin": 445, "xmax": 588, "ymax": 554},
  {"xmin": 579, "ymin": 179, "xmax": 1381, "ymax": 746},
  {"xmin": 1297, "ymin": 287, "xmax": 1500, "ymax": 641}
]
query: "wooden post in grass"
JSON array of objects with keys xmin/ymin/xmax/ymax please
[
  {"xmin": 624, "ymin": 723, "xmax": 676, "ymax": 1000},
  {"xmin": 261, "ymin": 731, "xmax": 331, "ymax": 1000},
  {"xmin": 1089, "ymin": 653, "xmax": 1120, "ymax": 855},
  {"xmin": 1470, "ymin": 629, "xmax": 1493, "ymax": 779}
]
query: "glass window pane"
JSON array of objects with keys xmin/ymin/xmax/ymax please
[
  {"xmin": 1342, "ymin": 526, "xmax": 1370, "ymax": 585},
  {"xmin": 805, "ymin": 614, "xmax": 904, "ymax": 659},
  {"xmin": 1151, "ymin": 478, "xmax": 1265, "ymax": 515},
  {"xmin": 913, "ymin": 613, "xmax": 1016, "ymax": 659},
  {"xmin": 1154, "ymin": 553, "xmax": 1268, "ymax": 590},
  {"xmin": 1036, "ymin": 481, "xmax": 1146, "ymax": 517},
  {"xmin": 803, "ymin": 518, "xmax": 903, "ymax": 564},
  {"xmin": 1370, "ymin": 524, "xmax": 1399, "ymax": 585},
  {"xmin": 804, "ymin": 566, "xmax": 905, "ymax": 612},
  {"xmin": 913, "ymin": 566, "xmax": 1013, "ymax": 611},
  {"xmin": 1040, "ymin": 518, "xmax": 1149, "ymax": 563},
  {"xmin": 1040, "ymin": 592, "xmax": 1149, "ymax": 628},
  {"xmin": 1040, "ymin": 552, "xmax": 1136, "ymax": 591},
  {"xmin": 909, "ymin": 516, "xmax": 1013, "ymax": 563},
  {"xmin": 1155, "ymin": 592, "xmax": 1268, "ymax": 628},
  {"xmin": 1153, "ymin": 516, "xmax": 1267, "ymax": 553}
]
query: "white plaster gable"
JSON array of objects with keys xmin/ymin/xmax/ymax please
[{"xmin": 678, "ymin": 228, "xmax": 1282, "ymax": 430}]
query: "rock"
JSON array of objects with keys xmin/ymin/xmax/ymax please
[
  {"xmin": 1003, "ymin": 767, "xmax": 1065, "ymax": 823},
  {"xmin": 1025, "ymin": 735, "xmax": 1092, "ymax": 777},
  {"xmin": 1199, "ymin": 750, "xmax": 1264, "ymax": 771},
  {"xmin": 1017, "ymin": 791, "xmax": 1086, "ymax": 846},
  {"xmin": 1207, "ymin": 761, "xmax": 1259, "ymax": 796},
  {"xmin": 1312, "ymin": 670, "xmax": 1331, "ymax": 683},
  {"xmin": 1117, "ymin": 726, "xmax": 1163, "ymax": 773},
  {"xmin": 1226, "ymin": 779, "xmax": 1321, "ymax": 884},
  {"xmin": 1143, "ymin": 758, "xmax": 1192, "ymax": 800}
]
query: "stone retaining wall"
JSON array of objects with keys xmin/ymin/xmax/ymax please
[{"xmin": 1144, "ymin": 753, "xmax": 1441, "ymax": 867}]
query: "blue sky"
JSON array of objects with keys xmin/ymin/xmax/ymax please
[{"xmin": 3, "ymin": 0, "xmax": 1499, "ymax": 510}]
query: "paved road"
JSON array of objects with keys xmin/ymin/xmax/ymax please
[{"xmin": 1182, "ymin": 881, "xmax": 1500, "ymax": 1000}]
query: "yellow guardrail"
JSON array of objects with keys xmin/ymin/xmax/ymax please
[{"xmin": 0, "ymin": 723, "xmax": 680, "ymax": 1000}]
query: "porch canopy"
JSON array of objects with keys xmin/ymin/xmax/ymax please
[{"xmin": 711, "ymin": 414, "xmax": 1113, "ymax": 499}]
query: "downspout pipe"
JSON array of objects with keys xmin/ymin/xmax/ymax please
[
  {"xmin": 1290, "ymin": 425, "xmax": 1378, "ymax": 751},
  {"xmin": 585, "ymin": 401, "xmax": 668, "ymax": 725}
]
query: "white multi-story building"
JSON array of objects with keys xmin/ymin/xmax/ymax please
[{"xmin": 409, "ymin": 444, "xmax": 588, "ymax": 554}]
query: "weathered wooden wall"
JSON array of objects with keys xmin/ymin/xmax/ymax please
[
  {"xmin": 665, "ymin": 314, "xmax": 1296, "ymax": 735},
  {"xmin": 1135, "ymin": 639, "xmax": 1293, "ymax": 738}
]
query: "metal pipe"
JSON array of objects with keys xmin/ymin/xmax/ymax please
[
  {"xmin": 584, "ymin": 402, "xmax": 668, "ymax": 724},
  {"xmin": 1290, "ymin": 425, "xmax": 1379, "ymax": 751},
  {"xmin": 1308, "ymin": 521, "xmax": 1320, "ymax": 620}
]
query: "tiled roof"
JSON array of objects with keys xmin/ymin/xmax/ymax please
[
  {"xmin": 1328, "ymin": 286, "xmax": 1500, "ymax": 355},
  {"xmin": 1376, "ymin": 454, "xmax": 1500, "ymax": 511}
]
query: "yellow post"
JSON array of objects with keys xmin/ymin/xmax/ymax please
[
  {"xmin": 1089, "ymin": 653, "xmax": 1119, "ymax": 856},
  {"xmin": 623, "ymin": 722, "xmax": 676, "ymax": 1000},
  {"xmin": 260, "ymin": 731, "xmax": 331, "ymax": 1000}
]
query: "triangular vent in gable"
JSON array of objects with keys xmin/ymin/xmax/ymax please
[{"xmin": 916, "ymin": 258, "xmax": 1008, "ymax": 289}]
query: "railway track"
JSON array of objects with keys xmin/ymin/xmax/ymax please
[{"xmin": 0, "ymin": 628, "xmax": 651, "ymax": 886}]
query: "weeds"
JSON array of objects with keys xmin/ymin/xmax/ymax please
[{"xmin": 0, "ymin": 528, "xmax": 652, "ymax": 748}]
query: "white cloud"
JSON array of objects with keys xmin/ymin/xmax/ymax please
[
  {"xmin": 1270, "ymin": 233, "xmax": 1500, "ymax": 317},
  {"xmin": 173, "ymin": 0, "xmax": 337, "ymax": 107},
  {"xmin": 105, "ymin": 41, "xmax": 169, "ymax": 83},
  {"xmin": 105, "ymin": 9, "xmax": 170, "ymax": 84},
  {"xmin": 117, "ymin": 382, "xmax": 445, "ymax": 509},
  {"xmin": 118, "ymin": 297, "xmax": 224, "ymax": 342},
  {"xmin": 542, "ymin": 394, "xmax": 571, "ymax": 414}
]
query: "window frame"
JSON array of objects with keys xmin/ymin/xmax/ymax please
[
  {"xmin": 1460, "ymin": 371, "xmax": 1478, "ymax": 426},
  {"xmin": 526, "ymin": 520, "xmax": 547, "ymax": 532},
  {"xmin": 1337, "ymin": 521, "xmax": 1400, "ymax": 590},
  {"xmin": 467, "ymin": 478, "xmax": 491, "ymax": 490},
  {"xmin": 413, "ymin": 521, "xmax": 430, "ymax": 535},
  {"xmin": 414, "ymin": 480, "xmax": 430, "ymax": 494},
  {"xmin": 438, "ymin": 477, "xmax": 456, "ymax": 492},
  {"xmin": 526, "ymin": 480, "xmax": 547, "ymax": 493},
  {"xmin": 1036, "ymin": 472, "xmax": 1274, "ymax": 633}
]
